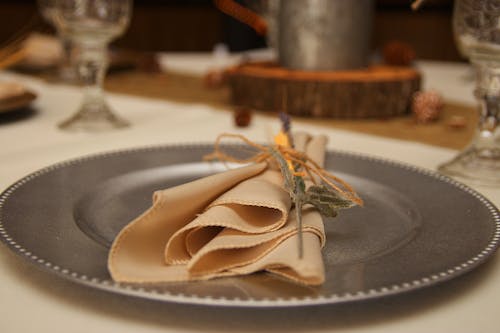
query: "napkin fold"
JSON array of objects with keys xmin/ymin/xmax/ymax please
[
  {"xmin": 0, "ymin": 81, "xmax": 26, "ymax": 100},
  {"xmin": 108, "ymin": 133, "xmax": 329, "ymax": 285},
  {"xmin": 20, "ymin": 33, "xmax": 62, "ymax": 69}
]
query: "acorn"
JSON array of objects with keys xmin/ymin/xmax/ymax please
[{"xmin": 234, "ymin": 107, "xmax": 252, "ymax": 127}]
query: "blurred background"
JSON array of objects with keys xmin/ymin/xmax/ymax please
[{"xmin": 0, "ymin": 0, "xmax": 461, "ymax": 61}]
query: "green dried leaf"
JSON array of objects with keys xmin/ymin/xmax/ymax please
[
  {"xmin": 305, "ymin": 185, "xmax": 356, "ymax": 217},
  {"xmin": 294, "ymin": 175, "xmax": 306, "ymax": 194},
  {"xmin": 269, "ymin": 148, "xmax": 295, "ymax": 193}
]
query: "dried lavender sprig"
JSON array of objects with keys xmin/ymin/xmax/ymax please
[
  {"xmin": 278, "ymin": 111, "xmax": 294, "ymax": 148},
  {"xmin": 279, "ymin": 111, "xmax": 291, "ymax": 132}
]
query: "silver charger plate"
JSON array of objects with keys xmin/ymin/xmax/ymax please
[{"xmin": 0, "ymin": 144, "xmax": 499, "ymax": 307}]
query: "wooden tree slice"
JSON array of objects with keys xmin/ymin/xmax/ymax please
[{"xmin": 227, "ymin": 62, "xmax": 421, "ymax": 118}]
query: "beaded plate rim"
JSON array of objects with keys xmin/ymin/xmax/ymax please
[{"xmin": 0, "ymin": 143, "xmax": 499, "ymax": 307}]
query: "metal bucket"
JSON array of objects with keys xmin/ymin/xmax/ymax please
[{"xmin": 278, "ymin": 0, "xmax": 374, "ymax": 71}]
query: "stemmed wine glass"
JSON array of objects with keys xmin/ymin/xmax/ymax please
[
  {"xmin": 37, "ymin": 0, "xmax": 77, "ymax": 82},
  {"xmin": 52, "ymin": 0, "xmax": 132, "ymax": 131},
  {"xmin": 438, "ymin": 0, "xmax": 500, "ymax": 186}
]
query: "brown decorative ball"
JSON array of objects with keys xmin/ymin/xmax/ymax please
[
  {"xmin": 383, "ymin": 41, "xmax": 416, "ymax": 66},
  {"xmin": 234, "ymin": 107, "xmax": 252, "ymax": 127},
  {"xmin": 412, "ymin": 90, "xmax": 444, "ymax": 123}
]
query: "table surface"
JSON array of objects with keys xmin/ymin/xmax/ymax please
[{"xmin": 0, "ymin": 53, "xmax": 499, "ymax": 333}]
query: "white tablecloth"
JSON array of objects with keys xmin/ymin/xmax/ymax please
[{"xmin": 0, "ymin": 58, "xmax": 498, "ymax": 333}]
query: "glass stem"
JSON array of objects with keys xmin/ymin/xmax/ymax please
[
  {"xmin": 57, "ymin": 33, "xmax": 75, "ymax": 80},
  {"xmin": 472, "ymin": 60, "xmax": 500, "ymax": 157},
  {"xmin": 76, "ymin": 42, "xmax": 109, "ymax": 113}
]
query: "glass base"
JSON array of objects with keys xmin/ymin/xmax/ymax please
[
  {"xmin": 438, "ymin": 146, "xmax": 500, "ymax": 186},
  {"xmin": 58, "ymin": 104, "xmax": 129, "ymax": 132}
]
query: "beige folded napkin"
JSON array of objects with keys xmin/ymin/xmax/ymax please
[
  {"xmin": 108, "ymin": 133, "xmax": 329, "ymax": 285},
  {"xmin": 20, "ymin": 33, "xmax": 62, "ymax": 68},
  {"xmin": 0, "ymin": 81, "xmax": 26, "ymax": 100}
]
